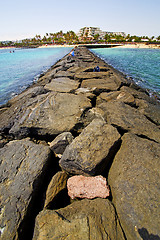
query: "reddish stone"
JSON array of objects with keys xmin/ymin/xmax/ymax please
[{"xmin": 67, "ymin": 175, "xmax": 110, "ymax": 199}]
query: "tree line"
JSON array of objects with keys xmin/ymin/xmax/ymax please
[{"xmin": 0, "ymin": 31, "xmax": 160, "ymax": 48}]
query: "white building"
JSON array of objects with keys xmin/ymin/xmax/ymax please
[{"xmin": 77, "ymin": 27, "xmax": 126, "ymax": 40}]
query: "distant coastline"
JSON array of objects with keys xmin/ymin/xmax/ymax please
[
  {"xmin": 38, "ymin": 43, "xmax": 160, "ymax": 49},
  {"xmin": 1, "ymin": 43, "xmax": 160, "ymax": 50}
]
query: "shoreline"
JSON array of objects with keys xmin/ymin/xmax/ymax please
[
  {"xmin": 1, "ymin": 42, "xmax": 160, "ymax": 50},
  {"xmin": 38, "ymin": 43, "xmax": 160, "ymax": 49},
  {"xmin": 115, "ymin": 43, "xmax": 160, "ymax": 49}
]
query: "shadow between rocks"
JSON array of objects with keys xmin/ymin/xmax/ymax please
[
  {"xmin": 46, "ymin": 189, "xmax": 71, "ymax": 210},
  {"xmin": 138, "ymin": 228, "xmax": 160, "ymax": 240},
  {"xmin": 17, "ymin": 152, "xmax": 61, "ymax": 240}
]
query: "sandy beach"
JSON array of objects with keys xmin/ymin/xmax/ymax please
[
  {"xmin": 116, "ymin": 43, "xmax": 160, "ymax": 49},
  {"xmin": 38, "ymin": 44, "xmax": 76, "ymax": 48},
  {"xmin": 38, "ymin": 43, "xmax": 160, "ymax": 49}
]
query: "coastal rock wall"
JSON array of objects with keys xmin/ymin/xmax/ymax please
[{"xmin": 0, "ymin": 46, "xmax": 160, "ymax": 240}]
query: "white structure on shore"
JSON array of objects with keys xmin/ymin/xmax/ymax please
[{"xmin": 77, "ymin": 27, "xmax": 126, "ymax": 40}]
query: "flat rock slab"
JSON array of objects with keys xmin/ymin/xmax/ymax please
[
  {"xmin": 54, "ymin": 70, "xmax": 75, "ymax": 79},
  {"xmin": 60, "ymin": 119, "xmax": 121, "ymax": 175},
  {"xmin": 44, "ymin": 77, "xmax": 79, "ymax": 93},
  {"xmin": 67, "ymin": 175, "xmax": 110, "ymax": 199},
  {"xmin": 108, "ymin": 133, "xmax": 160, "ymax": 240},
  {"xmin": 97, "ymin": 91, "xmax": 135, "ymax": 105},
  {"xmin": 74, "ymin": 71, "xmax": 111, "ymax": 81},
  {"xmin": 8, "ymin": 86, "xmax": 48, "ymax": 104},
  {"xmin": 121, "ymin": 86, "xmax": 154, "ymax": 103},
  {"xmin": 98, "ymin": 101, "xmax": 160, "ymax": 143},
  {"xmin": 0, "ymin": 139, "xmax": 53, "ymax": 240},
  {"xmin": 8, "ymin": 92, "xmax": 91, "ymax": 138},
  {"xmin": 33, "ymin": 199, "xmax": 125, "ymax": 240},
  {"xmin": 81, "ymin": 78, "xmax": 119, "ymax": 91}
]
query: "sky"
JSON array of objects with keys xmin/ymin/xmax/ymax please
[{"xmin": 0, "ymin": 0, "xmax": 160, "ymax": 41}]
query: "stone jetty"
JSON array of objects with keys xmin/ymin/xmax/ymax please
[{"xmin": 0, "ymin": 46, "xmax": 160, "ymax": 240}]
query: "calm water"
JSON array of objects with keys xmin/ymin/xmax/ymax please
[
  {"xmin": 0, "ymin": 47, "xmax": 72, "ymax": 105},
  {"xmin": 91, "ymin": 48, "xmax": 160, "ymax": 95}
]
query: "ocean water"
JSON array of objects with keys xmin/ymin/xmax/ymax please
[
  {"xmin": 0, "ymin": 47, "xmax": 72, "ymax": 105},
  {"xmin": 91, "ymin": 48, "xmax": 160, "ymax": 95}
]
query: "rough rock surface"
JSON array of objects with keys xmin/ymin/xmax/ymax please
[
  {"xmin": 97, "ymin": 90, "xmax": 135, "ymax": 105},
  {"xmin": 108, "ymin": 133, "xmax": 160, "ymax": 240},
  {"xmin": 67, "ymin": 175, "xmax": 110, "ymax": 199},
  {"xmin": 81, "ymin": 77, "xmax": 119, "ymax": 92},
  {"xmin": 60, "ymin": 119, "xmax": 121, "ymax": 175},
  {"xmin": 7, "ymin": 92, "xmax": 91, "ymax": 138},
  {"xmin": 0, "ymin": 139, "xmax": 55, "ymax": 240},
  {"xmin": 33, "ymin": 199, "xmax": 125, "ymax": 240},
  {"xmin": 135, "ymin": 98, "xmax": 160, "ymax": 125},
  {"xmin": 49, "ymin": 132, "xmax": 73, "ymax": 155},
  {"xmin": 98, "ymin": 100, "xmax": 160, "ymax": 142},
  {"xmin": 44, "ymin": 171, "xmax": 68, "ymax": 209},
  {"xmin": 44, "ymin": 77, "xmax": 79, "ymax": 93},
  {"xmin": 54, "ymin": 70, "xmax": 75, "ymax": 79}
]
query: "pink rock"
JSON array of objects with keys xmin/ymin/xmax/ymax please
[{"xmin": 67, "ymin": 175, "xmax": 110, "ymax": 199}]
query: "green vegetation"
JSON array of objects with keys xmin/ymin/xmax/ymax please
[{"xmin": 0, "ymin": 31, "xmax": 160, "ymax": 48}]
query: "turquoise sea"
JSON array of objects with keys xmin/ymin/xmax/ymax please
[
  {"xmin": 91, "ymin": 47, "xmax": 160, "ymax": 96},
  {"xmin": 0, "ymin": 47, "xmax": 160, "ymax": 106},
  {"xmin": 0, "ymin": 47, "xmax": 72, "ymax": 105}
]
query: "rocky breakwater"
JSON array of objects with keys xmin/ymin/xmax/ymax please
[{"xmin": 0, "ymin": 46, "xmax": 160, "ymax": 240}]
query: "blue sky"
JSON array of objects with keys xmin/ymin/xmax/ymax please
[{"xmin": 0, "ymin": 0, "xmax": 160, "ymax": 41}]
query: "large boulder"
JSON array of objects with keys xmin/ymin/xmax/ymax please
[
  {"xmin": 97, "ymin": 90, "xmax": 135, "ymax": 105},
  {"xmin": 121, "ymin": 86, "xmax": 155, "ymax": 103},
  {"xmin": 1, "ymin": 92, "xmax": 91, "ymax": 138},
  {"xmin": 74, "ymin": 70, "xmax": 112, "ymax": 81},
  {"xmin": 0, "ymin": 92, "xmax": 50, "ymax": 137},
  {"xmin": 60, "ymin": 119, "xmax": 121, "ymax": 175},
  {"xmin": 8, "ymin": 86, "xmax": 48, "ymax": 104},
  {"xmin": 44, "ymin": 77, "xmax": 79, "ymax": 93},
  {"xmin": 108, "ymin": 133, "xmax": 160, "ymax": 240},
  {"xmin": 33, "ymin": 199, "xmax": 125, "ymax": 240},
  {"xmin": 135, "ymin": 98, "xmax": 160, "ymax": 125},
  {"xmin": 81, "ymin": 78, "xmax": 119, "ymax": 92},
  {"xmin": 98, "ymin": 100, "xmax": 160, "ymax": 143},
  {"xmin": 0, "ymin": 139, "xmax": 56, "ymax": 240}
]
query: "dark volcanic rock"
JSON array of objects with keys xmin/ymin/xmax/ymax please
[
  {"xmin": 1, "ymin": 92, "xmax": 91, "ymax": 138},
  {"xmin": 33, "ymin": 199, "xmax": 125, "ymax": 240},
  {"xmin": 49, "ymin": 132, "xmax": 74, "ymax": 155},
  {"xmin": 0, "ymin": 139, "xmax": 56, "ymax": 240},
  {"xmin": 0, "ymin": 92, "xmax": 49, "ymax": 138},
  {"xmin": 108, "ymin": 133, "xmax": 160, "ymax": 240},
  {"xmin": 98, "ymin": 100, "xmax": 160, "ymax": 143},
  {"xmin": 60, "ymin": 119, "xmax": 121, "ymax": 175}
]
